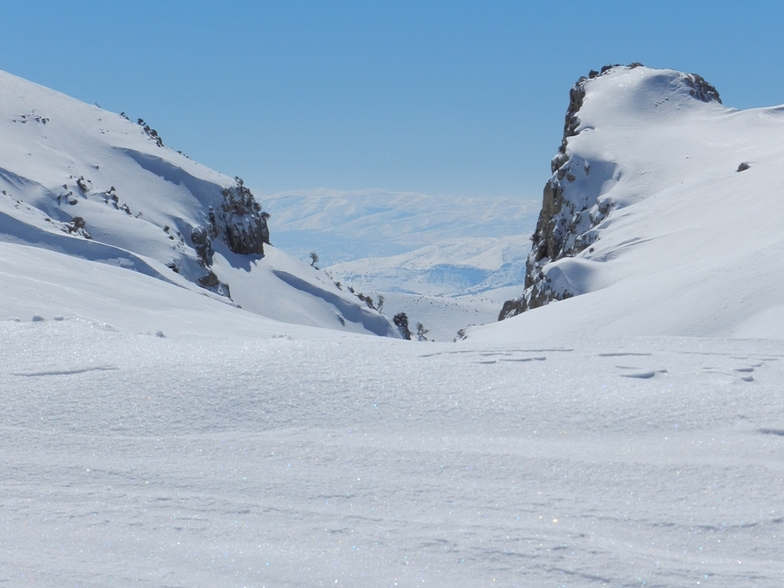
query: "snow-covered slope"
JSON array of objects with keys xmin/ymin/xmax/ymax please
[
  {"xmin": 479, "ymin": 64, "xmax": 784, "ymax": 341},
  {"xmin": 0, "ymin": 70, "xmax": 397, "ymax": 337}
]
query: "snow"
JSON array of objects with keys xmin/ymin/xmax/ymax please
[
  {"xmin": 2, "ymin": 65, "xmax": 784, "ymax": 586},
  {"xmin": 3, "ymin": 321, "xmax": 784, "ymax": 586}
]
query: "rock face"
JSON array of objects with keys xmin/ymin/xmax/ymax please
[
  {"xmin": 499, "ymin": 64, "xmax": 722, "ymax": 321},
  {"xmin": 191, "ymin": 177, "xmax": 270, "ymax": 260},
  {"xmin": 191, "ymin": 177, "xmax": 270, "ymax": 296},
  {"xmin": 212, "ymin": 177, "xmax": 270, "ymax": 256}
]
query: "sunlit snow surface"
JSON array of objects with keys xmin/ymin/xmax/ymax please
[{"xmin": 3, "ymin": 316, "xmax": 784, "ymax": 586}]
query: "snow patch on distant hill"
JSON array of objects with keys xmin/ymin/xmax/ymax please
[
  {"xmin": 264, "ymin": 188, "xmax": 539, "ymax": 266},
  {"xmin": 326, "ymin": 235, "xmax": 529, "ymax": 297}
]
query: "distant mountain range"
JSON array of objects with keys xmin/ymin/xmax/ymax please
[
  {"xmin": 262, "ymin": 190, "xmax": 540, "ymax": 340},
  {"xmin": 264, "ymin": 188, "xmax": 539, "ymax": 266}
]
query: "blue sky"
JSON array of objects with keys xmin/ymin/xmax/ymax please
[{"xmin": 4, "ymin": 1, "xmax": 784, "ymax": 199}]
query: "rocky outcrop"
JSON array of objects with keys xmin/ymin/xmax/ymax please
[
  {"xmin": 499, "ymin": 64, "xmax": 721, "ymax": 321},
  {"xmin": 190, "ymin": 225, "xmax": 213, "ymax": 266},
  {"xmin": 190, "ymin": 177, "xmax": 270, "ymax": 297},
  {"xmin": 682, "ymin": 73, "xmax": 722, "ymax": 104},
  {"xmin": 211, "ymin": 177, "xmax": 270, "ymax": 256},
  {"xmin": 190, "ymin": 177, "xmax": 270, "ymax": 260}
]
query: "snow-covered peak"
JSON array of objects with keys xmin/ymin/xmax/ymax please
[
  {"xmin": 577, "ymin": 65, "xmax": 722, "ymax": 123},
  {"xmin": 491, "ymin": 64, "xmax": 784, "ymax": 341}
]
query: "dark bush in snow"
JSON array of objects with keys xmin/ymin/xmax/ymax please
[{"xmin": 394, "ymin": 313, "xmax": 411, "ymax": 340}]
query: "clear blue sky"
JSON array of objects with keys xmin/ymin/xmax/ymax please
[{"xmin": 4, "ymin": 1, "xmax": 784, "ymax": 199}]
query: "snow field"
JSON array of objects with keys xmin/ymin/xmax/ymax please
[{"xmin": 3, "ymin": 318, "xmax": 783, "ymax": 586}]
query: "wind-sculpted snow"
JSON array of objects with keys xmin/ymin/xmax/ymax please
[
  {"xmin": 272, "ymin": 269, "xmax": 399, "ymax": 337},
  {"xmin": 0, "ymin": 165, "xmax": 40, "ymax": 193},
  {"xmin": 0, "ymin": 207, "xmax": 187, "ymax": 286},
  {"xmin": 119, "ymin": 147, "xmax": 222, "ymax": 206},
  {"xmin": 2, "ymin": 319, "xmax": 783, "ymax": 586}
]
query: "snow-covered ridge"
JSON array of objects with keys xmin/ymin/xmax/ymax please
[
  {"xmin": 501, "ymin": 64, "xmax": 726, "ymax": 319},
  {"xmin": 0, "ymin": 69, "xmax": 398, "ymax": 336},
  {"xmin": 481, "ymin": 64, "xmax": 784, "ymax": 340}
]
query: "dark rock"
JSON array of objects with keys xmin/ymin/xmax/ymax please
[
  {"xmin": 191, "ymin": 225, "xmax": 213, "ymax": 266},
  {"xmin": 683, "ymin": 73, "xmax": 721, "ymax": 104},
  {"xmin": 198, "ymin": 270, "xmax": 231, "ymax": 298},
  {"xmin": 393, "ymin": 312, "xmax": 412, "ymax": 340},
  {"xmin": 216, "ymin": 178, "xmax": 269, "ymax": 255},
  {"xmin": 198, "ymin": 270, "xmax": 219, "ymax": 287},
  {"xmin": 64, "ymin": 216, "xmax": 91, "ymax": 239}
]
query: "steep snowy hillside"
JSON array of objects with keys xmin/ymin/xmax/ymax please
[
  {"xmin": 0, "ymin": 70, "xmax": 397, "ymax": 337},
  {"xmin": 482, "ymin": 64, "xmax": 784, "ymax": 341}
]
